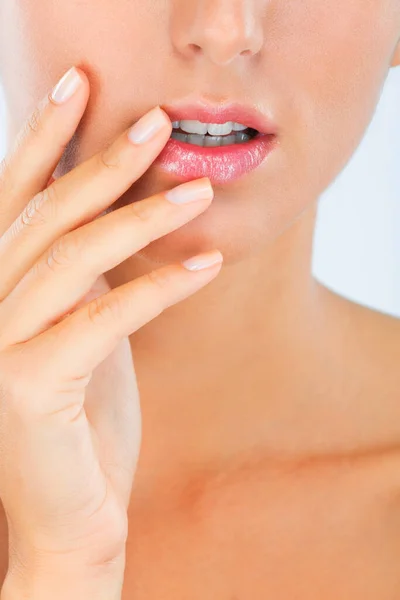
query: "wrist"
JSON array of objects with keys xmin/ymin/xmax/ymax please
[{"xmin": 1, "ymin": 553, "xmax": 126, "ymax": 600}]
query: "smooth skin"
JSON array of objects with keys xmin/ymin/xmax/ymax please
[
  {"xmin": 0, "ymin": 69, "xmax": 222, "ymax": 599},
  {"xmin": 1, "ymin": 0, "xmax": 400, "ymax": 598}
]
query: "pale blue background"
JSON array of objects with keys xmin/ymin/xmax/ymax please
[{"xmin": 1, "ymin": 70, "xmax": 400, "ymax": 317}]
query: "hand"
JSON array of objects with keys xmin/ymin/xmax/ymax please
[{"xmin": 0, "ymin": 66, "xmax": 222, "ymax": 598}]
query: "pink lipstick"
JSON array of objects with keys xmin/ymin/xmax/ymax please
[{"xmin": 157, "ymin": 101, "xmax": 278, "ymax": 185}]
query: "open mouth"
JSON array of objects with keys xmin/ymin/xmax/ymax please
[
  {"xmin": 170, "ymin": 120, "xmax": 260, "ymax": 147},
  {"xmin": 158, "ymin": 102, "xmax": 277, "ymax": 183}
]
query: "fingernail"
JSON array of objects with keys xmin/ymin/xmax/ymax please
[
  {"xmin": 50, "ymin": 67, "xmax": 82, "ymax": 104},
  {"xmin": 165, "ymin": 178, "xmax": 214, "ymax": 205},
  {"xmin": 182, "ymin": 250, "xmax": 223, "ymax": 271},
  {"xmin": 128, "ymin": 107, "xmax": 169, "ymax": 144}
]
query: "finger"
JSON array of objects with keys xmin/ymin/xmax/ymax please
[
  {"xmin": 0, "ymin": 66, "xmax": 89, "ymax": 233},
  {"xmin": 0, "ymin": 179, "xmax": 214, "ymax": 345},
  {"xmin": 0, "ymin": 105, "xmax": 172, "ymax": 299},
  {"xmin": 23, "ymin": 251, "xmax": 224, "ymax": 389}
]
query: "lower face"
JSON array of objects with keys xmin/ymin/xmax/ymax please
[{"xmin": 0, "ymin": 0, "xmax": 399, "ymax": 264}]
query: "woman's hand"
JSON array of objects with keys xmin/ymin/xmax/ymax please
[{"xmin": 0, "ymin": 66, "xmax": 222, "ymax": 599}]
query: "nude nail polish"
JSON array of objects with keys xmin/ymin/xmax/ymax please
[
  {"xmin": 50, "ymin": 67, "xmax": 82, "ymax": 104},
  {"xmin": 128, "ymin": 107, "xmax": 169, "ymax": 144},
  {"xmin": 182, "ymin": 251, "xmax": 223, "ymax": 271}
]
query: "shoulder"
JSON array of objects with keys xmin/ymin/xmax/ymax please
[
  {"xmin": 340, "ymin": 292, "xmax": 400, "ymax": 370},
  {"xmin": 322, "ymin": 284, "xmax": 400, "ymax": 397}
]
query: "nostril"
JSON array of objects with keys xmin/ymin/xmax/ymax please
[{"xmin": 189, "ymin": 43, "xmax": 202, "ymax": 55}]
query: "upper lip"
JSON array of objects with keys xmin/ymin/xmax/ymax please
[{"xmin": 161, "ymin": 99, "xmax": 277, "ymax": 135}]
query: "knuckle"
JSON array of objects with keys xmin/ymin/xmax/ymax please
[
  {"xmin": 146, "ymin": 267, "xmax": 172, "ymax": 291},
  {"xmin": 141, "ymin": 268, "xmax": 177, "ymax": 317},
  {"xmin": 19, "ymin": 190, "xmax": 48, "ymax": 229},
  {"xmin": 129, "ymin": 200, "xmax": 153, "ymax": 225},
  {"xmin": 87, "ymin": 292, "xmax": 124, "ymax": 326},
  {"xmin": 25, "ymin": 105, "xmax": 43, "ymax": 135},
  {"xmin": 97, "ymin": 147, "xmax": 121, "ymax": 171},
  {"xmin": 45, "ymin": 233, "xmax": 80, "ymax": 272},
  {"xmin": 40, "ymin": 182, "xmax": 61, "ymax": 218},
  {"xmin": 18, "ymin": 185, "xmax": 60, "ymax": 231}
]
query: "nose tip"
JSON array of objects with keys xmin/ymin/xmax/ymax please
[
  {"xmin": 171, "ymin": 2, "xmax": 264, "ymax": 67},
  {"xmin": 189, "ymin": 30, "xmax": 260, "ymax": 66}
]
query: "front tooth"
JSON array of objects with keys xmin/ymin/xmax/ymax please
[
  {"xmin": 207, "ymin": 122, "xmax": 233, "ymax": 136},
  {"xmin": 171, "ymin": 121, "xmax": 180, "ymax": 128},
  {"xmin": 180, "ymin": 120, "xmax": 208, "ymax": 135},
  {"xmin": 232, "ymin": 122, "xmax": 248, "ymax": 131}
]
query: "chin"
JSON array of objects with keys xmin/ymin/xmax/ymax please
[
  {"xmin": 137, "ymin": 203, "xmax": 255, "ymax": 267},
  {"xmin": 118, "ymin": 185, "xmax": 294, "ymax": 268},
  {"xmin": 111, "ymin": 150, "xmax": 319, "ymax": 267}
]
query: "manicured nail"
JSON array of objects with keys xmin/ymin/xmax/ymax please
[
  {"xmin": 165, "ymin": 178, "xmax": 214, "ymax": 205},
  {"xmin": 128, "ymin": 107, "xmax": 169, "ymax": 144},
  {"xmin": 182, "ymin": 250, "xmax": 223, "ymax": 271},
  {"xmin": 50, "ymin": 67, "xmax": 82, "ymax": 104}
]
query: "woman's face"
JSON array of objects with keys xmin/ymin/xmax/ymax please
[{"xmin": 1, "ymin": 0, "xmax": 400, "ymax": 264}]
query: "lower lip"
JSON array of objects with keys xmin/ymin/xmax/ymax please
[{"xmin": 156, "ymin": 134, "xmax": 277, "ymax": 185}]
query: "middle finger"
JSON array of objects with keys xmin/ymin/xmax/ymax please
[{"xmin": 0, "ymin": 178, "xmax": 214, "ymax": 346}]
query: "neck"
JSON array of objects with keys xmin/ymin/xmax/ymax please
[{"xmin": 107, "ymin": 202, "xmax": 336, "ymax": 481}]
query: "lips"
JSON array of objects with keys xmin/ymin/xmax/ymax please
[{"xmin": 155, "ymin": 99, "xmax": 278, "ymax": 185}]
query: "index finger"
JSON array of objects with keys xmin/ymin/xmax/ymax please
[{"xmin": 0, "ymin": 66, "xmax": 89, "ymax": 233}]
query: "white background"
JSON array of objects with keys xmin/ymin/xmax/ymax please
[{"xmin": 1, "ymin": 71, "xmax": 400, "ymax": 317}]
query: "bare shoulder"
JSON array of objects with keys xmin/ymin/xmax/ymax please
[
  {"xmin": 338, "ymin": 290, "xmax": 400, "ymax": 352},
  {"xmin": 321, "ymin": 284, "xmax": 400, "ymax": 394}
]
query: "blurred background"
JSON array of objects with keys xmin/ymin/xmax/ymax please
[{"xmin": 1, "ymin": 70, "xmax": 400, "ymax": 317}]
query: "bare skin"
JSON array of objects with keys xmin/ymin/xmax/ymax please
[
  {"xmin": 113, "ymin": 209, "xmax": 400, "ymax": 599},
  {"xmin": 1, "ymin": 0, "xmax": 400, "ymax": 598}
]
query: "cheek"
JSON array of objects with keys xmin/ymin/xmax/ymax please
[
  {"xmin": 0, "ymin": 0, "xmax": 166, "ymax": 142},
  {"xmin": 271, "ymin": 0, "xmax": 398, "ymax": 191}
]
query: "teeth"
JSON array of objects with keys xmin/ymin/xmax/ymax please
[
  {"xmin": 172, "ymin": 120, "xmax": 249, "ymax": 136},
  {"xmin": 204, "ymin": 136, "xmax": 223, "ymax": 147},
  {"xmin": 235, "ymin": 131, "xmax": 252, "ymax": 143},
  {"xmin": 172, "ymin": 132, "xmax": 189, "ymax": 143},
  {"xmin": 222, "ymin": 134, "xmax": 237, "ymax": 146},
  {"xmin": 204, "ymin": 135, "xmax": 236, "ymax": 147},
  {"xmin": 207, "ymin": 122, "xmax": 233, "ymax": 136},
  {"xmin": 187, "ymin": 133, "xmax": 205, "ymax": 146},
  {"xmin": 180, "ymin": 120, "xmax": 208, "ymax": 135},
  {"xmin": 232, "ymin": 123, "xmax": 248, "ymax": 131},
  {"xmin": 170, "ymin": 131, "xmax": 252, "ymax": 146}
]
